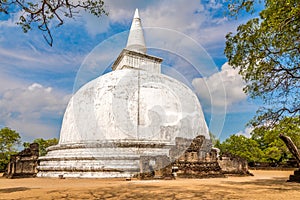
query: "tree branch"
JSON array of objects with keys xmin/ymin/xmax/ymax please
[{"xmin": 1, "ymin": 0, "xmax": 107, "ymax": 46}]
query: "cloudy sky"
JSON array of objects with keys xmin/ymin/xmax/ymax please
[{"xmin": 0, "ymin": 0, "xmax": 260, "ymax": 142}]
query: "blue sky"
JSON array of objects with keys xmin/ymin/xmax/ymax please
[{"xmin": 0, "ymin": 0, "xmax": 260, "ymax": 142}]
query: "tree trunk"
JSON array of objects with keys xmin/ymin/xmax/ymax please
[
  {"xmin": 279, "ymin": 134, "xmax": 300, "ymax": 183},
  {"xmin": 279, "ymin": 134, "xmax": 300, "ymax": 164}
]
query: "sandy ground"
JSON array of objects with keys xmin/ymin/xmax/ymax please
[{"xmin": 0, "ymin": 170, "xmax": 299, "ymax": 200}]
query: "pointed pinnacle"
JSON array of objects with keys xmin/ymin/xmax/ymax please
[{"xmin": 134, "ymin": 8, "xmax": 140, "ymax": 19}]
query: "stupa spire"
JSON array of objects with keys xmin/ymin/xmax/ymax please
[{"xmin": 126, "ymin": 8, "xmax": 147, "ymax": 54}]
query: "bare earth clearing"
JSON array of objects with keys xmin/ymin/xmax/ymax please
[{"xmin": 0, "ymin": 170, "xmax": 299, "ymax": 200}]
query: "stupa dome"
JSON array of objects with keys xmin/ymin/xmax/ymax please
[{"xmin": 59, "ymin": 68, "xmax": 209, "ymax": 144}]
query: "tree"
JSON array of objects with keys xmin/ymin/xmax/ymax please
[
  {"xmin": 251, "ymin": 117, "xmax": 300, "ymax": 164},
  {"xmin": 217, "ymin": 135, "xmax": 263, "ymax": 162},
  {"xmin": 225, "ymin": 0, "xmax": 300, "ymax": 127},
  {"xmin": 0, "ymin": 0, "xmax": 107, "ymax": 46},
  {"xmin": 24, "ymin": 138, "xmax": 58, "ymax": 156},
  {"xmin": 216, "ymin": 118, "xmax": 299, "ymax": 165},
  {"xmin": 0, "ymin": 127, "xmax": 21, "ymax": 171}
]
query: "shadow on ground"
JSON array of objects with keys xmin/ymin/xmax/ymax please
[
  {"xmin": 0, "ymin": 187, "xmax": 31, "ymax": 193},
  {"xmin": 223, "ymin": 177, "xmax": 300, "ymax": 191},
  {"xmin": 34, "ymin": 185, "xmax": 233, "ymax": 200},
  {"xmin": 2, "ymin": 177, "xmax": 300, "ymax": 200}
]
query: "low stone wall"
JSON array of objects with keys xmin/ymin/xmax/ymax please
[
  {"xmin": 174, "ymin": 161, "xmax": 224, "ymax": 178},
  {"xmin": 218, "ymin": 153, "xmax": 251, "ymax": 176}
]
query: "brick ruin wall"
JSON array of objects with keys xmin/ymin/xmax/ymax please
[
  {"xmin": 138, "ymin": 136, "xmax": 251, "ymax": 179},
  {"xmin": 4, "ymin": 143, "xmax": 39, "ymax": 178}
]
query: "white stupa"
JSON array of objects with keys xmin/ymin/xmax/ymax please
[{"xmin": 37, "ymin": 9, "xmax": 210, "ymax": 178}]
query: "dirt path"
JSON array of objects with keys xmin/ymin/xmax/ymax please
[{"xmin": 0, "ymin": 170, "xmax": 299, "ymax": 200}]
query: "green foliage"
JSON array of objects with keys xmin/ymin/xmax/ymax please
[
  {"xmin": 225, "ymin": 0, "xmax": 300, "ymax": 127},
  {"xmin": 252, "ymin": 117, "xmax": 300, "ymax": 163},
  {"xmin": 0, "ymin": 127, "xmax": 21, "ymax": 171},
  {"xmin": 218, "ymin": 117, "xmax": 300, "ymax": 164},
  {"xmin": 226, "ymin": 0, "xmax": 257, "ymax": 16},
  {"xmin": 0, "ymin": 0, "xmax": 108, "ymax": 46},
  {"xmin": 264, "ymin": 146, "xmax": 282, "ymax": 163},
  {"xmin": 24, "ymin": 138, "xmax": 58, "ymax": 156},
  {"xmin": 218, "ymin": 135, "xmax": 263, "ymax": 162}
]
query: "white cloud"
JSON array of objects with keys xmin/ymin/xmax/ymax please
[
  {"xmin": 0, "ymin": 73, "xmax": 26, "ymax": 93},
  {"xmin": 80, "ymin": 0, "xmax": 237, "ymax": 49},
  {"xmin": 235, "ymin": 126, "xmax": 253, "ymax": 138},
  {"xmin": 105, "ymin": 0, "xmax": 159, "ymax": 23},
  {"xmin": 206, "ymin": 0, "xmax": 223, "ymax": 10},
  {"xmin": 0, "ymin": 82, "xmax": 71, "ymax": 140},
  {"xmin": 0, "ymin": 83, "xmax": 67, "ymax": 114},
  {"xmin": 0, "ymin": 46, "xmax": 84, "ymax": 75},
  {"xmin": 0, "ymin": 47, "xmax": 41, "ymax": 63},
  {"xmin": 6, "ymin": 119, "xmax": 60, "ymax": 140},
  {"xmin": 192, "ymin": 62, "xmax": 247, "ymax": 109},
  {"xmin": 0, "ymin": 11, "xmax": 22, "ymax": 28},
  {"xmin": 82, "ymin": 13, "xmax": 110, "ymax": 36},
  {"xmin": 141, "ymin": 1, "xmax": 206, "ymax": 32}
]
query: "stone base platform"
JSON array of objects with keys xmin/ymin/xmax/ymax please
[
  {"xmin": 288, "ymin": 169, "xmax": 300, "ymax": 183},
  {"xmin": 37, "ymin": 140, "xmax": 174, "ymax": 178}
]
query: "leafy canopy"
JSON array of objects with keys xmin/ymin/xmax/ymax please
[
  {"xmin": 0, "ymin": 127, "xmax": 21, "ymax": 153},
  {"xmin": 216, "ymin": 135, "xmax": 263, "ymax": 162},
  {"xmin": 225, "ymin": 0, "xmax": 300, "ymax": 127},
  {"xmin": 0, "ymin": 127, "xmax": 21, "ymax": 170},
  {"xmin": 0, "ymin": 0, "xmax": 107, "ymax": 46},
  {"xmin": 216, "ymin": 117, "xmax": 300, "ymax": 164},
  {"xmin": 252, "ymin": 117, "xmax": 300, "ymax": 163}
]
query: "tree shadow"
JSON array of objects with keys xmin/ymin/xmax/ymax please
[
  {"xmin": 3, "ymin": 178, "xmax": 299, "ymax": 200},
  {"xmin": 0, "ymin": 187, "xmax": 31, "ymax": 193},
  {"xmin": 86, "ymin": 184, "xmax": 234, "ymax": 200},
  {"xmin": 223, "ymin": 177, "xmax": 300, "ymax": 191}
]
